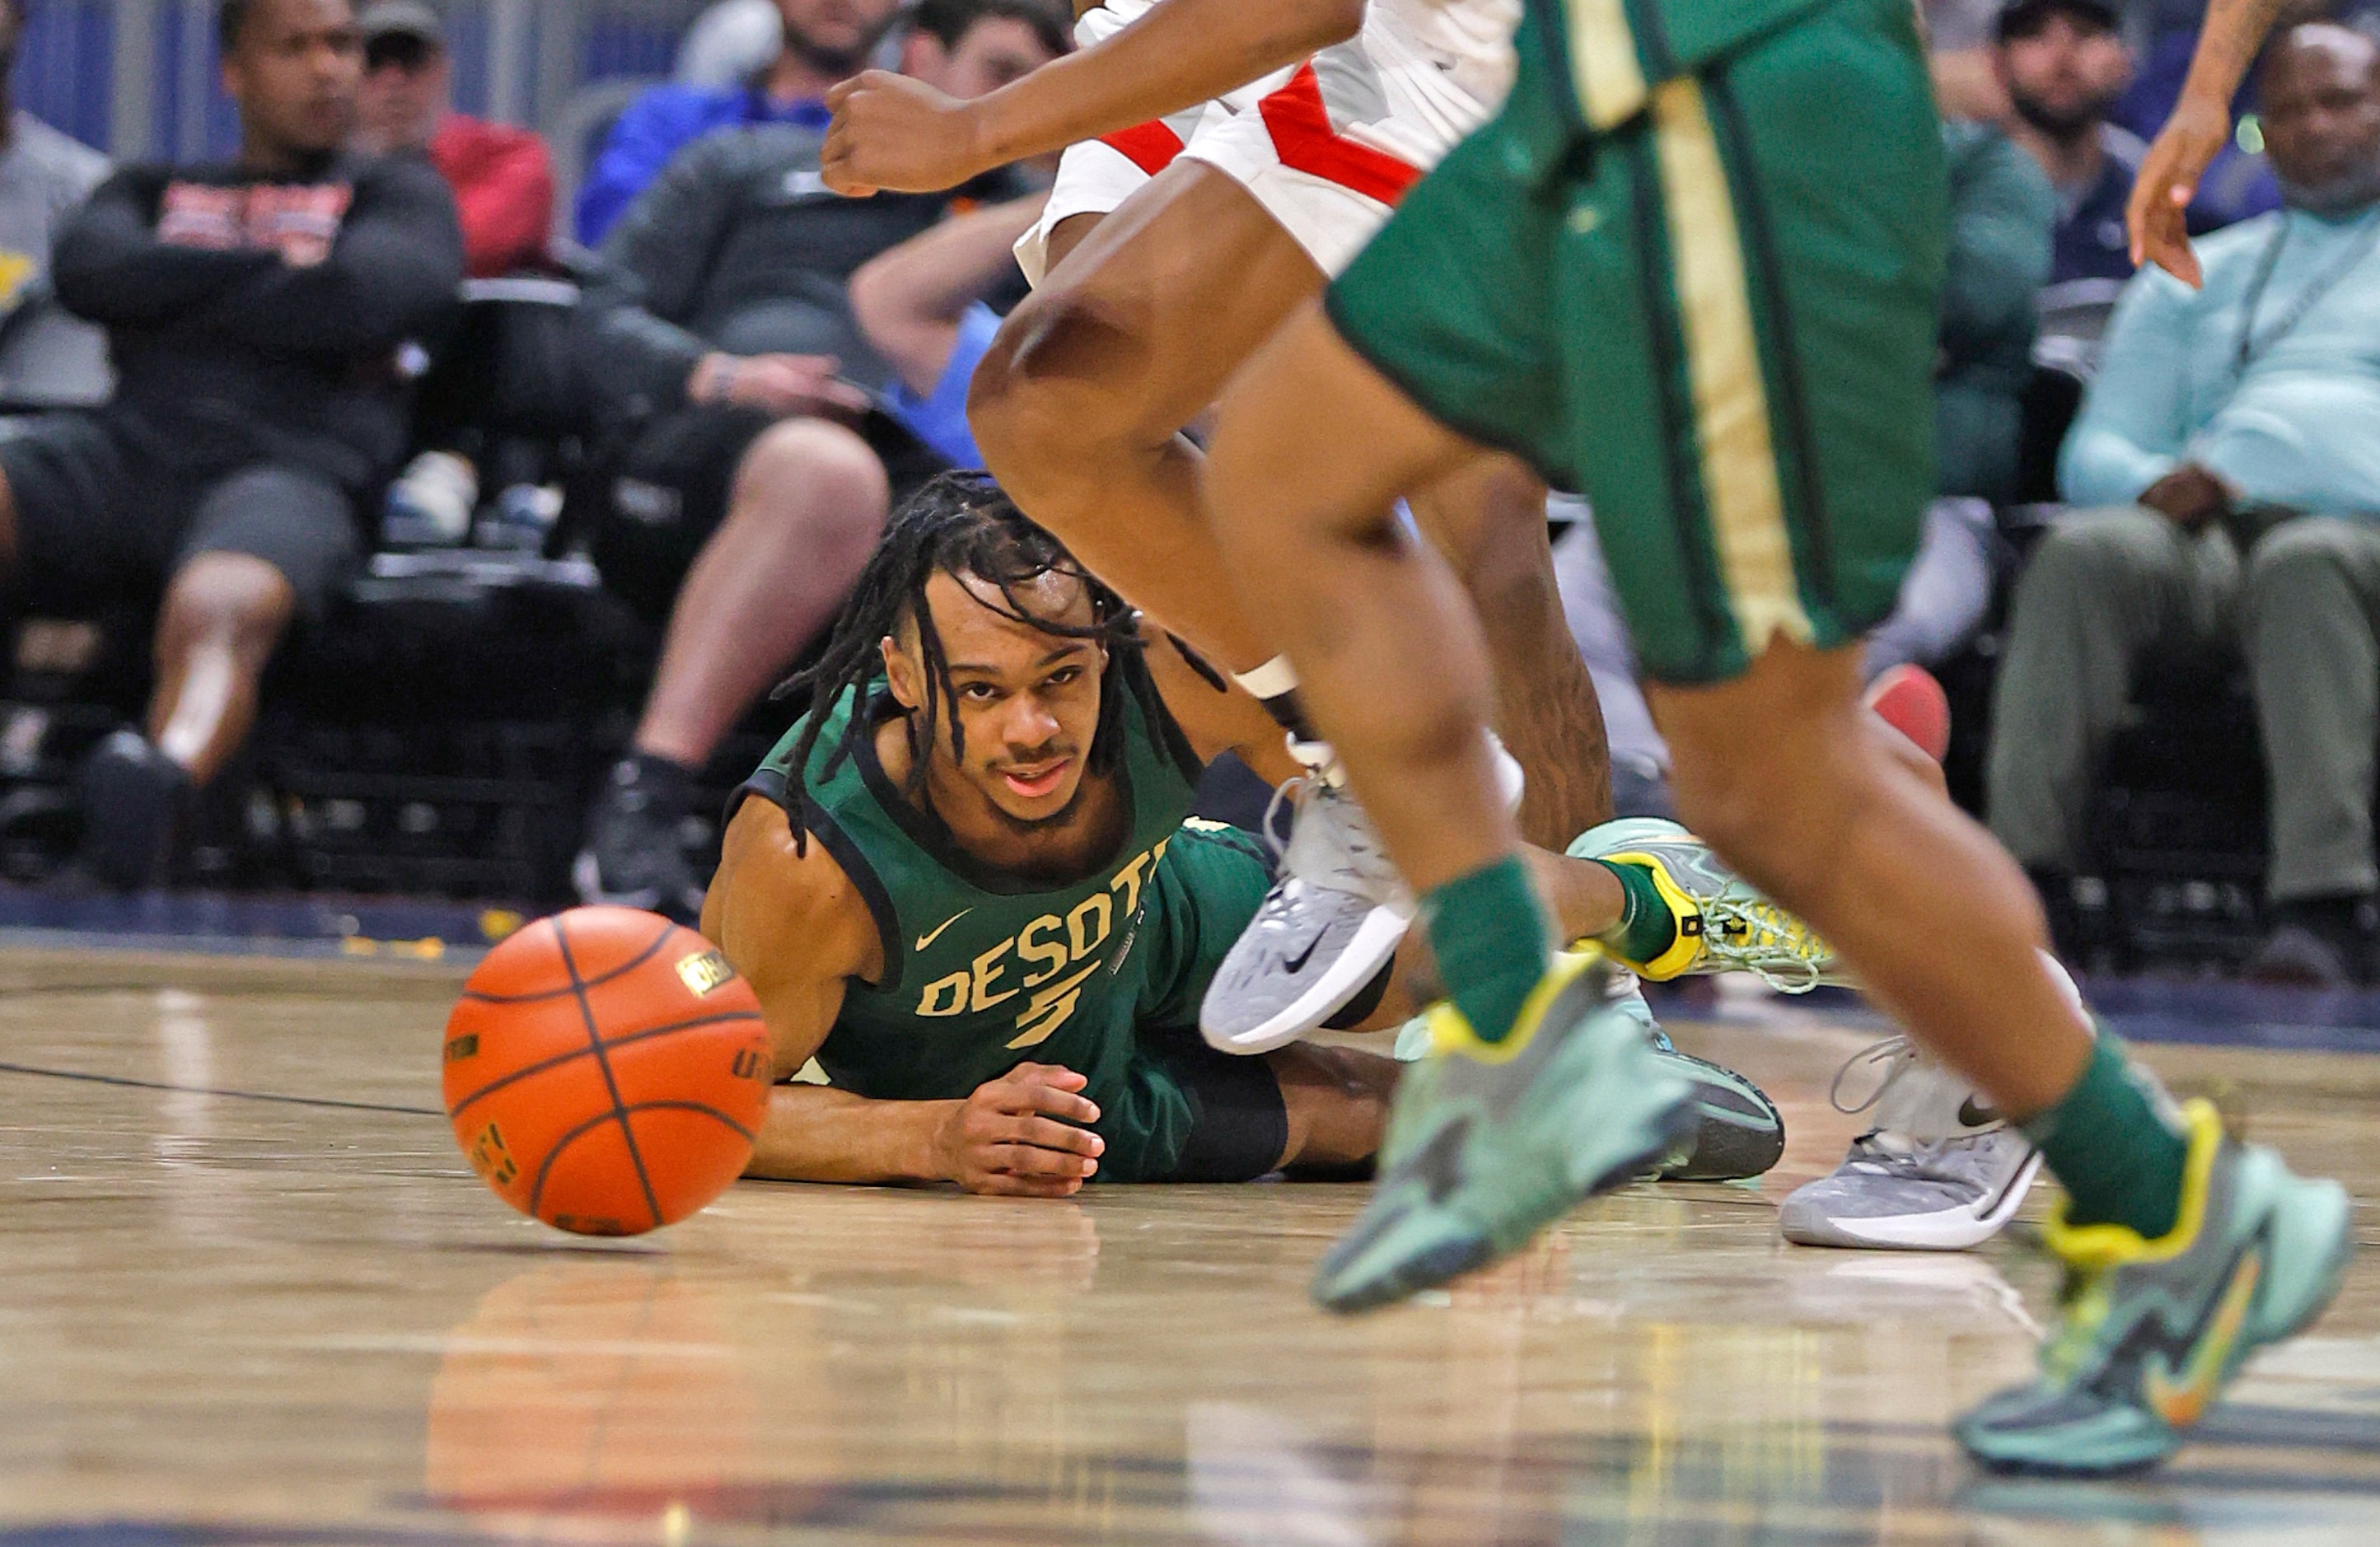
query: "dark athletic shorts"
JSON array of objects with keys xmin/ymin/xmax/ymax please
[
  {"xmin": 1136, "ymin": 1021, "xmax": 1291, "ymax": 1183},
  {"xmin": 591, "ymin": 402, "xmax": 948, "ymax": 621},
  {"xmin": 0, "ymin": 411, "xmax": 362, "ymax": 624}
]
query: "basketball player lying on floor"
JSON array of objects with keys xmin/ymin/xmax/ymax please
[{"xmin": 703, "ymin": 474, "xmax": 1823, "ymax": 1193}]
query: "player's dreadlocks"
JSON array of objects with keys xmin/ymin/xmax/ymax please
[{"xmin": 775, "ymin": 471, "xmax": 1170, "ymax": 849}]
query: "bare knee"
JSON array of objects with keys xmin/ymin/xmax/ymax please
[
  {"xmin": 967, "ymin": 290, "xmax": 1154, "ymax": 478},
  {"xmin": 732, "ymin": 418, "xmax": 890, "ymax": 557},
  {"xmin": 156, "ymin": 553, "xmax": 296, "ymax": 667}
]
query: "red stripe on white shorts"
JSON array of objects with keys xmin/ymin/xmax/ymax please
[
  {"xmin": 1099, "ymin": 119, "xmax": 1187, "ymax": 176},
  {"xmin": 1257, "ymin": 63, "xmax": 1423, "ymax": 207}
]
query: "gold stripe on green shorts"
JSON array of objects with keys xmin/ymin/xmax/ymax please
[
  {"xmin": 1648, "ymin": 77, "xmax": 1814, "ymax": 656},
  {"xmin": 1562, "ymin": 0, "xmax": 1648, "ymax": 129}
]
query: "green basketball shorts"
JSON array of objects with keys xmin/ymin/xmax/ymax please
[{"xmin": 1325, "ymin": 0, "xmax": 1947, "ymax": 684}]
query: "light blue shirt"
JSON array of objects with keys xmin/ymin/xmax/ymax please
[{"xmin": 2061, "ymin": 204, "xmax": 2380, "ymax": 516}]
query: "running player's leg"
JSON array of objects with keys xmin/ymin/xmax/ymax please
[
  {"xmin": 970, "ymin": 160, "xmax": 1322, "ymax": 669},
  {"xmin": 1409, "ymin": 457, "xmax": 1616, "ymax": 844}
]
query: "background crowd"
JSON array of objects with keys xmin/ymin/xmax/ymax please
[{"xmin": 0, "ymin": 0, "xmax": 2375, "ymax": 984}]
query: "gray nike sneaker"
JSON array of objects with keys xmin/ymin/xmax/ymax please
[
  {"xmin": 1199, "ymin": 773, "xmax": 1414, "ymax": 1054},
  {"xmin": 1779, "ymin": 1036, "xmax": 2042, "ymax": 1250},
  {"xmin": 1203, "ymin": 739, "xmax": 1527, "ymax": 1055},
  {"xmin": 1314, "ymin": 950, "xmax": 1698, "ymax": 1313}
]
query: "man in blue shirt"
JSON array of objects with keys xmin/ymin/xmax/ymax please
[
  {"xmin": 1995, "ymin": 0, "xmax": 2142, "ymax": 290},
  {"xmin": 579, "ymin": 0, "xmax": 1052, "ymax": 244},
  {"xmin": 1989, "ymin": 22, "xmax": 2380, "ymax": 984}
]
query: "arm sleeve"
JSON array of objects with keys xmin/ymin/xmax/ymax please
[
  {"xmin": 50, "ymin": 167, "xmax": 276, "ymax": 327},
  {"xmin": 450, "ymin": 129, "xmax": 556, "ymax": 277},
  {"xmin": 1938, "ymin": 134, "xmax": 2054, "ymax": 375},
  {"xmin": 575, "ymin": 91, "xmax": 697, "ymax": 246},
  {"xmin": 185, "ymin": 158, "xmax": 465, "ymax": 354},
  {"xmin": 2058, "ymin": 269, "xmax": 2199, "ymax": 506},
  {"xmin": 575, "ymin": 138, "xmax": 741, "ymax": 416}
]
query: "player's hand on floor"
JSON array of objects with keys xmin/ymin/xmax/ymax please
[
  {"xmin": 934, "ymin": 1063, "xmax": 1106, "ymax": 1197},
  {"xmin": 823, "ymin": 71, "xmax": 983, "ymax": 195}
]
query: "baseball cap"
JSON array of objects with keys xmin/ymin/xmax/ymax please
[
  {"xmin": 358, "ymin": 1, "xmax": 444, "ymax": 44},
  {"xmin": 1996, "ymin": 0, "xmax": 2120, "ymax": 40}
]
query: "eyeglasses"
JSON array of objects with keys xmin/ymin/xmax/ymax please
[{"xmin": 365, "ymin": 32, "xmax": 438, "ymax": 72}]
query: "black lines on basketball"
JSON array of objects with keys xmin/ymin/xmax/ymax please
[
  {"xmin": 444, "ymin": 1010, "xmax": 768, "ymax": 1122},
  {"xmin": 554, "ymin": 914, "xmax": 667, "ymax": 1233},
  {"xmin": 457, "ymin": 917, "xmax": 681, "ymax": 1005}
]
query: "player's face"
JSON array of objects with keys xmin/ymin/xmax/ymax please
[
  {"xmin": 2262, "ymin": 36, "xmax": 2380, "ymax": 215},
  {"xmin": 225, "ymin": 0, "xmax": 364, "ymax": 157},
  {"xmin": 903, "ymin": 16, "xmax": 1059, "ymax": 100},
  {"xmin": 776, "ymin": 0, "xmax": 900, "ymax": 72},
  {"xmin": 1998, "ymin": 15, "xmax": 2130, "ymax": 139},
  {"xmin": 892, "ymin": 570, "xmax": 1109, "ymax": 829}
]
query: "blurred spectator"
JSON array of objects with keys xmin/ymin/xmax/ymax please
[
  {"xmin": 1988, "ymin": 24, "xmax": 2380, "ymax": 983},
  {"xmin": 676, "ymin": 0, "xmax": 788, "ymax": 87},
  {"xmin": 353, "ymin": 1, "xmax": 553, "ymax": 278},
  {"xmin": 0, "ymin": 0, "xmax": 110, "ymax": 404},
  {"xmin": 1938, "ymin": 119, "xmax": 2055, "ymax": 503},
  {"xmin": 569, "ymin": 0, "xmax": 1059, "ymax": 919},
  {"xmin": 7, "ymin": 0, "xmax": 461, "ymax": 886},
  {"xmin": 576, "ymin": 0, "xmax": 896, "ymax": 245},
  {"xmin": 1925, "ymin": 0, "xmax": 2018, "ymax": 122},
  {"xmin": 849, "ymin": 191, "xmax": 1045, "ymax": 467},
  {"xmin": 579, "ymin": 0, "xmax": 1059, "ymax": 245},
  {"xmin": 1995, "ymin": 0, "xmax": 2141, "ymax": 290}
]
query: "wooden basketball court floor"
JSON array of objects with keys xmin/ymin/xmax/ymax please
[{"xmin": 4, "ymin": 947, "xmax": 2380, "ymax": 1546}]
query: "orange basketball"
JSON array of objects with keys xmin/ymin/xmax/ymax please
[{"xmin": 442, "ymin": 906, "xmax": 772, "ymax": 1236}]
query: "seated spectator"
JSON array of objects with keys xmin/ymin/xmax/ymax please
[
  {"xmin": 1989, "ymin": 24, "xmax": 2380, "ymax": 984},
  {"xmin": 1995, "ymin": 0, "xmax": 2142, "ymax": 294},
  {"xmin": 1939, "ymin": 118, "xmax": 2055, "ymax": 503},
  {"xmin": 570, "ymin": 0, "xmax": 1061, "ymax": 921},
  {"xmin": 12, "ymin": 0, "xmax": 461, "ymax": 886},
  {"xmin": 849, "ymin": 191, "xmax": 1045, "ymax": 468},
  {"xmin": 352, "ymin": 1, "xmax": 554, "ymax": 278},
  {"xmin": 0, "ymin": 0, "xmax": 110, "ymax": 404}
]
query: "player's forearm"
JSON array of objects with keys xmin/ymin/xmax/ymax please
[
  {"xmin": 967, "ymin": 0, "xmax": 1365, "ymax": 169},
  {"xmin": 744, "ymin": 1084, "xmax": 957, "ymax": 1184},
  {"xmin": 2174, "ymin": 0, "xmax": 2290, "ymax": 112},
  {"xmin": 854, "ymin": 195, "xmax": 1046, "ymax": 332}
]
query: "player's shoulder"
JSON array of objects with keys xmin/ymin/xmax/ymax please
[{"xmin": 710, "ymin": 795, "xmax": 880, "ymax": 977}]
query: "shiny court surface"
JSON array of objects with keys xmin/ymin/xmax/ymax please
[{"xmin": 4, "ymin": 950, "xmax": 2379, "ymax": 1546}]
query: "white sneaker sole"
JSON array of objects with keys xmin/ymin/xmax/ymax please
[
  {"xmin": 1781, "ymin": 1148, "xmax": 2044, "ymax": 1251},
  {"xmin": 1200, "ymin": 902, "xmax": 1412, "ymax": 1055}
]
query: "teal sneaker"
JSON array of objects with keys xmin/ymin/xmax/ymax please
[
  {"xmin": 1957, "ymin": 1100, "xmax": 2354, "ymax": 1475},
  {"xmin": 1393, "ymin": 976, "xmax": 1784, "ymax": 1184},
  {"xmin": 1312, "ymin": 950, "xmax": 1698, "ymax": 1314},
  {"xmin": 1568, "ymin": 818, "xmax": 1845, "ymax": 991}
]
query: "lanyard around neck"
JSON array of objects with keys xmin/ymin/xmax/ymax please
[{"xmin": 2233, "ymin": 207, "xmax": 2380, "ymax": 377}]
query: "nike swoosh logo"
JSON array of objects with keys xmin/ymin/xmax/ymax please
[
  {"xmin": 1959, "ymin": 1096, "xmax": 2000, "ymax": 1128},
  {"xmin": 914, "ymin": 909, "xmax": 970, "ymax": 952},
  {"xmin": 1284, "ymin": 935, "xmax": 1323, "ymax": 974},
  {"xmin": 2142, "ymin": 1246, "xmax": 2264, "ymax": 1428}
]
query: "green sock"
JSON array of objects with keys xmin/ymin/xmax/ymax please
[
  {"xmin": 1590, "ymin": 858, "xmax": 1678, "ymax": 965},
  {"xmin": 2018, "ymin": 1036, "xmax": 2190, "ymax": 1240},
  {"xmin": 1424, "ymin": 857, "xmax": 1552, "ymax": 1044}
]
